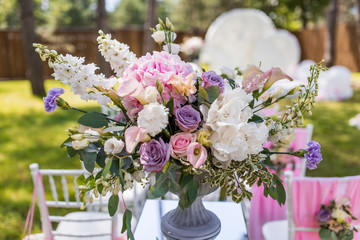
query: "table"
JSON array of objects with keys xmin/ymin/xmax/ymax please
[{"xmin": 134, "ymin": 199, "xmax": 248, "ymax": 240}]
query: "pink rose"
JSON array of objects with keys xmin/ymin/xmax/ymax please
[
  {"xmin": 187, "ymin": 142, "xmax": 207, "ymax": 168},
  {"xmin": 169, "ymin": 132, "xmax": 197, "ymax": 159},
  {"xmin": 125, "ymin": 126, "xmax": 150, "ymax": 153}
]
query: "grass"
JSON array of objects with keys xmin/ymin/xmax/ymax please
[{"xmin": 1, "ymin": 77, "xmax": 360, "ymax": 239}]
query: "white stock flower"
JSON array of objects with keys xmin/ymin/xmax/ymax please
[
  {"xmin": 97, "ymin": 31, "xmax": 137, "ymax": 77},
  {"xmin": 205, "ymin": 88, "xmax": 269, "ymax": 163},
  {"xmin": 151, "ymin": 31, "xmax": 166, "ymax": 43},
  {"xmin": 163, "ymin": 43, "xmax": 181, "ymax": 55},
  {"xmin": 143, "ymin": 86, "xmax": 159, "ymax": 103},
  {"xmin": 72, "ymin": 139, "xmax": 90, "ymax": 150},
  {"xmin": 104, "ymin": 137, "xmax": 125, "ymax": 155},
  {"xmin": 137, "ymin": 102, "xmax": 169, "ymax": 136}
]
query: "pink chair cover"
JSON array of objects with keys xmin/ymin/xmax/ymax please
[
  {"xmin": 291, "ymin": 176, "xmax": 360, "ymax": 240},
  {"xmin": 248, "ymin": 128, "xmax": 310, "ymax": 240}
]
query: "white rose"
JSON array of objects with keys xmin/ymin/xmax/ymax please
[
  {"xmin": 143, "ymin": 86, "xmax": 159, "ymax": 103},
  {"xmin": 72, "ymin": 139, "xmax": 89, "ymax": 150},
  {"xmin": 104, "ymin": 137, "xmax": 124, "ymax": 155},
  {"xmin": 151, "ymin": 31, "xmax": 165, "ymax": 43},
  {"xmin": 163, "ymin": 43, "xmax": 181, "ymax": 55}
]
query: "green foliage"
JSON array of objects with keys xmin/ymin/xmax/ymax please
[
  {"xmin": 148, "ymin": 162, "xmax": 181, "ymax": 198},
  {"xmin": 78, "ymin": 112, "xmax": 108, "ymax": 128},
  {"xmin": 121, "ymin": 209, "xmax": 134, "ymax": 240},
  {"xmin": 108, "ymin": 194, "xmax": 119, "ymax": 216}
]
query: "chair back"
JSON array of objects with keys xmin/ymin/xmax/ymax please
[
  {"xmin": 285, "ymin": 171, "xmax": 360, "ymax": 240},
  {"xmin": 29, "ymin": 163, "xmax": 119, "ymax": 239}
]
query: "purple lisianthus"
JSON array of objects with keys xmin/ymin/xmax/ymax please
[
  {"xmin": 201, "ymin": 71, "xmax": 225, "ymax": 93},
  {"xmin": 175, "ymin": 105, "xmax": 201, "ymax": 132},
  {"xmin": 317, "ymin": 208, "xmax": 331, "ymax": 222},
  {"xmin": 139, "ymin": 138, "xmax": 170, "ymax": 172},
  {"xmin": 43, "ymin": 88, "xmax": 65, "ymax": 113},
  {"xmin": 305, "ymin": 141, "xmax": 323, "ymax": 170}
]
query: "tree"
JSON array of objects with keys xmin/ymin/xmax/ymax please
[
  {"xmin": 110, "ymin": 0, "xmax": 147, "ymax": 28},
  {"xmin": 325, "ymin": 0, "xmax": 339, "ymax": 67},
  {"xmin": 143, "ymin": 0, "xmax": 157, "ymax": 54},
  {"xmin": 96, "ymin": 0, "xmax": 111, "ymax": 76},
  {"xmin": 18, "ymin": 0, "xmax": 45, "ymax": 96}
]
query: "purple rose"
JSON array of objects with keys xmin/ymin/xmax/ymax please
[
  {"xmin": 43, "ymin": 88, "xmax": 65, "ymax": 113},
  {"xmin": 201, "ymin": 71, "xmax": 225, "ymax": 93},
  {"xmin": 175, "ymin": 105, "xmax": 201, "ymax": 132},
  {"xmin": 317, "ymin": 208, "xmax": 331, "ymax": 222},
  {"xmin": 305, "ymin": 141, "xmax": 323, "ymax": 170},
  {"xmin": 139, "ymin": 138, "xmax": 170, "ymax": 172}
]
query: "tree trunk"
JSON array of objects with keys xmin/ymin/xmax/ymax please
[
  {"xmin": 143, "ymin": 0, "xmax": 157, "ymax": 54},
  {"xmin": 355, "ymin": 0, "xmax": 360, "ymax": 71},
  {"xmin": 325, "ymin": 0, "xmax": 338, "ymax": 67},
  {"xmin": 96, "ymin": 0, "xmax": 111, "ymax": 77},
  {"xmin": 18, "ymin": 0, "xmax": 45, "ymax": 96}
]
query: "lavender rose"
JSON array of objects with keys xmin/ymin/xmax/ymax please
[
  {"xmin": 305, "ymin": 141, "xmax": 323, "ymax": 170},
  {"xmin": 43, "ymin": 88, "xmax": 65, "ymax": 112},
  {"xmin": 201, "ymin": 71, "xmax": 225, "ymax": 93},
  {"xmin": 175, "ymin": 105, "xmax": 201, "ymax": 132},
  {"xmin": 317, "ymin": 208, "xmax": 332, "ymax": 222},
  {"xmin": 139, "ymin": 138, "xmax": 170, "ymax": 172}
]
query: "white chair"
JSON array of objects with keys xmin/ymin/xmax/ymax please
[
  {"xmin": 29, "ymin": 163, "xmax": 136, "ymax": 240},
  {"xmin": 262, "ymin": 171, "xmax": 360, "ymax": 240}
]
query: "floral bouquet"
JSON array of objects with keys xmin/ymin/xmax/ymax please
[
  {"xmin": 317, "ymin": 197, "xmax": 358, "ymax": 240},
  {"xmin": 35, "ymin": 18, "xmax": 324, "ymax": 239}
]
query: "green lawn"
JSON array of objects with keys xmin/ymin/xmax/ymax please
[{"xmin": 1, "ymin": 78, "xmax": 360, "ymax": 239}]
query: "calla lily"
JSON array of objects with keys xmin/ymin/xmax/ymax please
[
  {"xmin": 125, "ymin": 126, "xmax": 150, "ymax": 153},
  {"xmin": 117, "ymin": 78, "xmax": 147, "ymax": 104},
  {"xmin": 187, "ymin": 142, "xmax": 207, "ymax": 168},
  {"xmin": 263, "ymin": 67, "xmax": 293, "ymax": 91}
]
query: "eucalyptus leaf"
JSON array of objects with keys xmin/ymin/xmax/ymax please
[
  {"xmin": 76, "ymin": 174, "xmax": 86, "ymax": 186},
  {"xmin": 67, "ymin": 146, "xmax": 77, "ymax": 158},
  {"xmin": 60, "ymin": 137, "xmax": 72, "ymax": 148},
  {"xmin": 79, "ymin": 151, "xmax": 97, "ymax": 173},
  {"xmin": 108, "ymin": 194, "xmax": 119, "ymax": 217},
  {"xmin": 95, "ymin": 148, "xmax": 106, "ymax": 168},
  {"xmin": 248, "ymin": 114, "xmax": 264, "ymax": 123},
  {"xmin": 319, "ymin": 228, "xmax": 332, "ymax": 239},
  {"xmin": 102, "ymin": 157, "xmax": 113, "ymax": 177},
  {"xmin": 206, "ymin": 86, "xmax": 220, "ymax": 103},
  {"xmin": 110, "ymin": 159, "xmax": 120, "ymax": 177},
  {"xmin": 198, "ymin": 86, "xmax": 208, "ymax": 102},
  {"xmin": 78, "ymin": 112, "xmax": 108, "ymax": 128}
]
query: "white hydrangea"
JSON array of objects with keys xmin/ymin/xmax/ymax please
[
  {"xmin": 205, "ymin": 88, "xmax": 269, "ymax": 163},
  {"xmin": 97, "ymin": 31, "xmax": 137, "ymax": 77},
  {"xmin": 137, "ymin": 102, "xmax": 169, "ymax": 137}
]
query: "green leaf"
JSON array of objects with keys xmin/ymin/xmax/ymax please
[
  {"xmin": 83, "ymin": 144, "xmax": 99, "ymax": 153},
  {"xmin": 108, "ymin": 194, "xmax": 119, "ymax": 217},
  {"xmin": 275, "ymin": 181, "xmax": 286, "ymax": 206},
  {"xmin": 178, "ymin": 193, "xmax": 188, "ymax": 210},
  {"xmin": 319, "ymin": 228, "xmax": 332, "ymax": 239},
  {"xmin": 205, "ymin": 86, "xmax": 220, "ymax": 103},
  {"xmin": 67, "ymin": 146, "xmax": 77, "ymax": 158},
  {"xmin": 166, "ymin": 98, "xmax": 174, "ymax": 116},
  {"xmin": 179, "ymin": 173, "xmax": 193, "ymax": 189},
  {"xmin": 60, "ymin": 137, "xmax": 72, "ymax": 148},
  {"xmin": 198, "ymin": 86, "xmax": 208, "ymax": 102},
  {"xmin": 95, "ymin": 148, "xmax": 106, "ymax": 168},
  {"xmin": 78, "ymin": 112, "xmax": 108, "ymax": 128},
  {"xmin": 121, "ymin": 209, "xmax": 134, "ymax": 240},
  {"xmin": 148, "ymin": 182, "xmax": 169, "ymax": 199},
  {"xmin": 110, "ymin": 159, "xmax": 120, "ymax": 177},
  {"xmin": 102, "ymin": 157, "xmax": 113, "ymax": 177},
  {"xmin": 248, "ymin": 114, "xmax": 264, "ymax": 123},
  {"xmin": 79, "ymin": 151, "xmax": 97, "ymax": 172},
  {"xmin": 76, "ymin": 174, "xmax": 86, "ymax": 186},
  {"xmin": 186, "ymin": 178, "xmax": 199, "ymax": 207}
]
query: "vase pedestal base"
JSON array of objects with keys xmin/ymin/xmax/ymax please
[{"xmin": 161, "ymin": 198, "xmax": 221, "ymax": 240}]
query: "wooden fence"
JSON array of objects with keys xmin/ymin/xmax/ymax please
[{"xmin": 1, "ymin": 24, "xmax": 360, "ymax": 80}]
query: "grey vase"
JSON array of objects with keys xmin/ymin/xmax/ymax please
[{"xmin": 161, "ymin": 175, "xmax": 221, "ymax": 240}]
